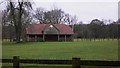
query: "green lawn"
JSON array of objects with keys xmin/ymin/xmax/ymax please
[
  {"xmin": 2, "ymin": 40, "xmax": 119, "ymax": 68},
  {"xmin": 2, "ymin": 40, "xmax": 118, "ymax": 60}
]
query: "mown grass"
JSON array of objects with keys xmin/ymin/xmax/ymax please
[
  {"xmin": 2, "ymin": 40, "xmax": 119, "ymax": 68},
  {"xmin": 2, "ymin": 40, "xmax": 118, "ymax": 60}
]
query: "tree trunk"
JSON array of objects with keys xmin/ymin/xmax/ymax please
[
  {"xmin": 15, "ymin": 2, "xmax": 23, "ymax": 43},
  {"xmin": 15, "ymin": 26, "xmax": 20, "ymax": 43},
  {"xmin": 9, "ymin": 23, "xmax": 12, "ymax": 42},
  {"xmin": 10, "ymin": 2, "xmax": 19, "ymax": 43}
]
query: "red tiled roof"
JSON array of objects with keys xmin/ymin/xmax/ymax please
[{"xmin": 26, "ymin": 24, "xmax": 74, "ymax": 35}]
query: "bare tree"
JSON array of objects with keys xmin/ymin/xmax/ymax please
[
  {"xmin": 7, "ymin": 0, "xmax": 32, "ymax": 43},
  {"xmin": 1, "ymin": 10, "xmax": 9, "ymax": 41},
  {"xmin": 33, "ymin": 7, "xmax": 45, "ymax": 24},
  {"xmin": 43, "ymin": 9, "xmax": 64, "ymax": 24}
]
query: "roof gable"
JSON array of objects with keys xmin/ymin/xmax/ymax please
[{"xmin": 44, "ymin": 24, "xmax": 59, "ymax": 34}]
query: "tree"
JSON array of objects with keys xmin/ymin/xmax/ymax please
[
  {"xmin": 7, "ymin": 0, "xmax": 32, "ymax": 43},
  {"xmin": 1, "ymin": 10, "xmax": 10, "ymax": 41},
  {"xmin": 117, "ymin": 19, "xmax": 120, "ymax": 39},
  {"xmin": 33, "ymin": 7, "xmax": 45, "ymax": 24},
  {"xmin": 33, "ymin": 7, "xmax": 76, "ymax": 25},
  {"xmin": 108, "ymin": 21, "xmax": 118, "ymax": 39},
  {"xmin": 43, "ymin": 9, "xmax": 64, "ymax": 24},
  {"xmin": 89, "ymin": 19, "xmax": 104, "ymax": 39}
]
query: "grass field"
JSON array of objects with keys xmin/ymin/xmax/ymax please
[
  {"xmin": 2, "ymin": 40, "xmax": 118, "ymax": 60},
  {"xmin": 2, "ymin": 40, "xmax": 119, "ymax": 68}
]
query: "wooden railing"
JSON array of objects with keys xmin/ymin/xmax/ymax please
[{"xmin": 1, "ymin": 56, "xmax": 120, "ymax": 68}]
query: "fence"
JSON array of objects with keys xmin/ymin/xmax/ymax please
[{"xmin": 2, "ymin": 56, "xmax": 120, "ymax": 68}]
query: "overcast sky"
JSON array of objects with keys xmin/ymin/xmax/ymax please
[
  {"xmin": 0, "ymin": 0, "xmax": 119, "ymax": 24},
  {"xmin": 33, "ymin": 2, "xmax": 118, "ymax": 24}
]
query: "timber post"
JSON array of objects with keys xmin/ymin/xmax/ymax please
[
  {"xmin": 72, "ymin": 57, "xmax": 81, "ymax": 68},
  {"xmin": 13, "ymin": 56, "xmax": 20, "ymax": 68}
]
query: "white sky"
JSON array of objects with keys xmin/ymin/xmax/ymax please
[
  {"xmin": 0, "ymin": 0, "xmax": 119, "ymax": 24},
  {"xmin": 33, "ymin": 1, "xmax": 118, "ymax": 24}
]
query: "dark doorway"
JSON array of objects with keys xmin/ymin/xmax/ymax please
[{"xmin": 45, "ymin": 35, "xmax": 58, "ymax": 41}]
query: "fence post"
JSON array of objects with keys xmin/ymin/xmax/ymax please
[
  {"xmin": 72, "ymin": 57, "xmax": 81, "ymax": 68},
  {"xmin": 13, "ymin": 56, "xmax": 19, "ymax": 68}
]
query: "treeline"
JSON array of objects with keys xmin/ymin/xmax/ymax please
[
  {"xmin": 2, "ymin": 19, "xmax": 120, "ymax": 41},
  {"xmin": 74, "ymin": 19, "xmax": 120, "ymax": 40}
]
